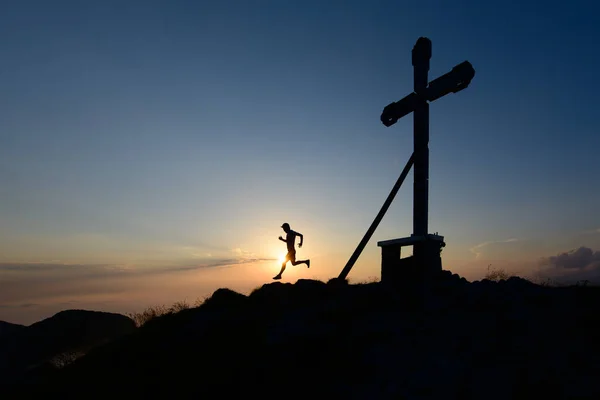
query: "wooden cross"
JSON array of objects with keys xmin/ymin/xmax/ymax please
[
  {"xmin": 381, "ymin": 37, "xmax": 474, "ymax": 241},
  {"xmin": 338, "ymin": 37, "xmax": 474, "ymax": 281}
]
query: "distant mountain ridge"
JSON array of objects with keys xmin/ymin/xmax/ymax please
[
  {"xmin": 0, "ymin": 309, "xmax": 136, "ymax": 384},
  {"xmin": 0, "ymin": 321, "xmax": 26, "ymax": 339}
]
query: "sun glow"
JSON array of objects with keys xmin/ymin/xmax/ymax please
[{"xmin": 278, "ymin": 253, "xmax": 286, "ymax": 264}]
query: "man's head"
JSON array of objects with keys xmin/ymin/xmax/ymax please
[{"xmin": 281, "ymin": 223, "xmax": 290, "ymax": 232}]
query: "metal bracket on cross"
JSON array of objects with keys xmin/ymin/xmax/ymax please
[{"xmin": 338, "ymin": 37, "xmax": 475, "ymax": 281}]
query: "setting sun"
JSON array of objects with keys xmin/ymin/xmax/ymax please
[{"xmin": 278, "ymin": 253, "xmax": 286, "ymax": 264}]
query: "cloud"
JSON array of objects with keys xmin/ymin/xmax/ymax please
[
  {"xmin": 582, "ymin": 228, "xmax": 600, "ymax": 235},
  {"xmin": 166, "ymin": 257, "xmax": 276, "ymax": 272},
  {"xmin": 154, "ymin": 245, "xmax": 276, "ymax": 273},
  {"xmin": 536, "ymin": 247, "xmax": 600, "ymax": 283},
  {"xmin": 0, "ymin": 247, "xmax": 277, "ymax": 310},
  {"xmin": 540, "ymin": 247, "xmax": 600, "ymax": 269},
  {"xmin": 231, "ymin": 247, "xmax": 255, "ymax": 258},
  {"xmin": 0, "ymin": 253, "xmax": 278, "ymax": 278},
  {"xmin": 0, "ymin": 262, "xmax": 124, "ymax": 272},
  {"xmin": 0, "ymin": 263, "xmax": 139, "ymax": 285},
  {"xmin": 469, "ymin": 238, "xmax": 519, "ymax": 259},
  {"xmin": 18, "ymin": 303, "xmax": 39, "ymax": 308}
]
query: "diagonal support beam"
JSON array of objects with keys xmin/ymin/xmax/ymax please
[{"xmin": 338, "ymin": 153, "xmax": 415, "ymax": 280}]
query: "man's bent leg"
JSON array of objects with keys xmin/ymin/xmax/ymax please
[{"xmin": 291, "ymin": 259, "xmax": 310, "ymax": 268}]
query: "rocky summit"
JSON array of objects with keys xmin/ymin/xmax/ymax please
[{"xmin": 5, "ymin": 272, "xmax": 600, "ymax": 399}]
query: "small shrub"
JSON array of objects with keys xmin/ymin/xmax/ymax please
[
  {"xmin": 353, "ymin": 276, "xmax": 380, "ymax": 284},
  {"xmin": 128, "ymin": 297, "xmax": 208, "ymax": 327},
  {"xmin": 128, "ymin": 304, "xmax": 169, "ymax": 327},
  {"xmin": 484, "ymin": 265, "xmax": 511, "ymax": 282},
  {"xmin": 169, "ymin": 300, "xmax": 190, "ymax": 313},
  {"xmin": 193, "ymin": 295, "xmax": 209, "ymax": 308}
]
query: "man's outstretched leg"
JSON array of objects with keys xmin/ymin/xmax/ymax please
[
  {"xmin": 273, "ymin": 263, "xmax": 286, "ymax": 280},
  {"xmin": 291, "ymin": 259, "xmax": 310, "ymax": 268}
]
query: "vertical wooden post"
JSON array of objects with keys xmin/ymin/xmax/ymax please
[{"xmin": 412, "ymin": 37, "xmax": 431, "ymax": 262}]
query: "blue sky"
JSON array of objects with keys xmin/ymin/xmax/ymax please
[{"xmin": 1, "ymin": 0, "xmax": 599, "ymax": 323}]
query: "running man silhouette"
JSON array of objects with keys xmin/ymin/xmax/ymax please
[{"xmin": 273, "ymin": 222, "xmax": 310, "ymax": 280}]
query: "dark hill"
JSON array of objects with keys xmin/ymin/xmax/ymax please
[
  {"xmin": 0, "ymin": 309, "xmax": 136, "ymax": 384},
  {"xmin": 6, "ymin": 272, "xmax": 600, "ymax": 399},
  {"xmin": 0, "ymin": 321, "xmax": 26, "ymax": 340}
]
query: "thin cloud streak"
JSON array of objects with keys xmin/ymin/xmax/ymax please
[
  {"xmin": 0, "ymin": 256, "xmax": 277, "ymax": 277},
  {"xmin": 469, "ymin": 238, "xmax": 520, "ymax": 259}
]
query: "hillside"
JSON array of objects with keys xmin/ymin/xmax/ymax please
[
  {"xmin": 0, "ymin": 321, "xmax": 26, "ymax": 340},
  {"xmin": 0, "ymin": 310, "xmax": 136, "ymax": 384},
  {"xmin": 5, "ymin": 271, "xmax": 600, "ymax": 399}
]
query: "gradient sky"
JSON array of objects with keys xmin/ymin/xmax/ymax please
[{"xmin": 1, "ymin": 0, "xmax": 599, "ymax": 324}]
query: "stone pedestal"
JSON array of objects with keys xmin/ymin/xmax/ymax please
[{"xmin": 378, "ymin": 234, "xmax": 445, "ymax": 285}]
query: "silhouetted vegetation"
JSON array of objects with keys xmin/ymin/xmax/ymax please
[
  {"xmin": 484, "ymin": 264, "xmax": 511, "ymax": 282},
  {"xmin": 127, "ymin": 297, "xmax": 207, "ymax": 327}
]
